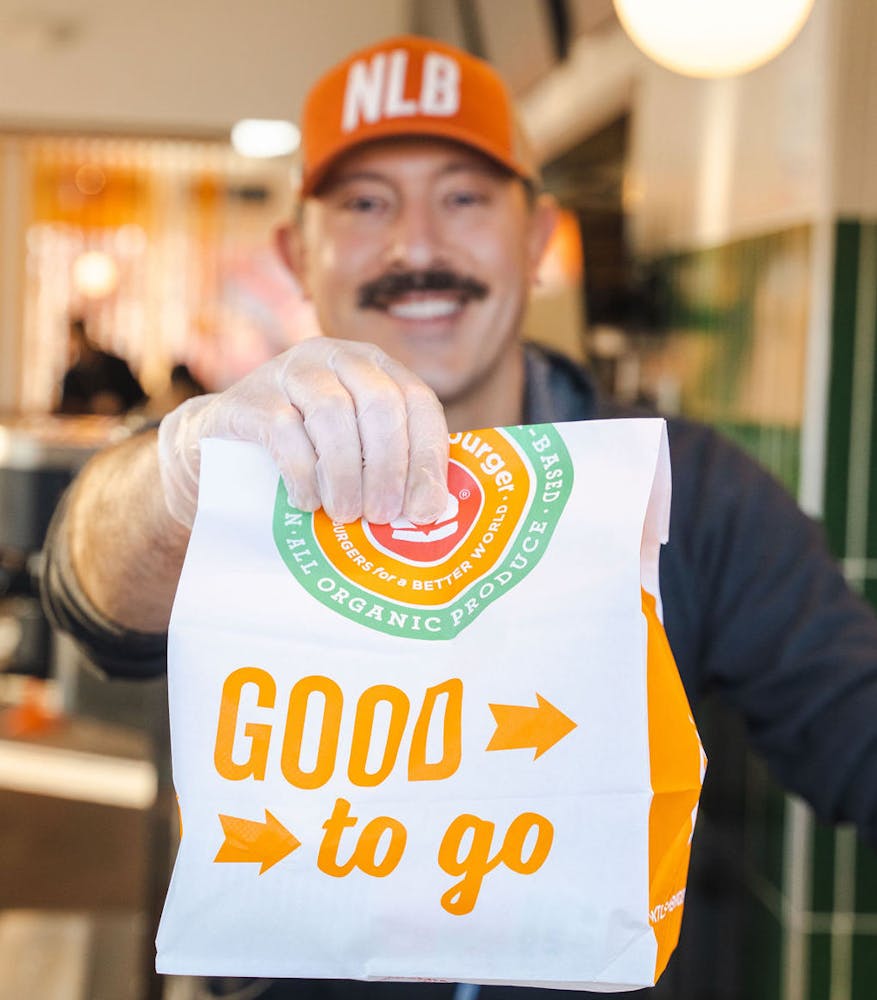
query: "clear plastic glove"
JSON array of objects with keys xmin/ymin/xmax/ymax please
[{"xmin": 157, "ymin": 339, "xmax": 449, "ymax": 530}]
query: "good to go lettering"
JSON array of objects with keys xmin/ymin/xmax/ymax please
[
  {"xmin": 211, "ymin": 667, "xmax": 557, "ymax": 914},
  {"xmin": 314, "ymin": 798, "xmax": 553, "ymax": 916},
  {"xmin": 438, "ymin": 812, "xmax": 554, "ymax": 915},
  {"xmin": 213, "ymin": 668, "xmax": 462, "ymax": 786}
]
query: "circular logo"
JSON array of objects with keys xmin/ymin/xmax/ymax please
[{"xmin": 273, "ymin": 425, "xmax": 573, "ymax": 640}]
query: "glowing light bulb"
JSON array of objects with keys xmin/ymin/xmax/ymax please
[
  {"xmin": 613, "ymin": 0, "xmax": 815, "ymax": 78},
  {"xmin": 231, "ymin": 119, "xmax": 301, "ymax": 158},
  {"xmin": 73, "ymin": 251, "xmax": 119, "ymax": 298}
]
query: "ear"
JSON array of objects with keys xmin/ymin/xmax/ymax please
[
  {"xmin": 526, "ymin": 192, "xmax": 560, "ymax": 282},
  {"xmin": 273, "ymin": 221, "xmax": 311, "ymax": 299}
]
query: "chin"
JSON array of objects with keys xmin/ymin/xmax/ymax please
[
  {"xmin": 419, "ymin": 364, "xmax": 486, "ymax": 411},
  {"xmin": 382, "ymin": 336, "xmax": 469, "ymax": 388},
  {"xmin": 406, "ymin": 365, "xmax": 462, "ymax": 402}
]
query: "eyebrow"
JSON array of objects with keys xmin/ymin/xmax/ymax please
[
  {"xmin": 440, "ymin": 161, "xmax": 507, "ymax": 181},
  {"xmin": 328, "ymin": 160, "xmax": 506, "ymax": 190},
  {"xmin": 326, "ymin": 170, "xmax": 393, "ymax": 189}
]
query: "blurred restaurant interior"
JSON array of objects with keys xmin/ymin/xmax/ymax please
[{"xmin": 0, "ymin": 0, "xmax": 876, "ymax": 997}]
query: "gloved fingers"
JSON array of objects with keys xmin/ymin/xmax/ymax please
[
  {"xmin": 329, "ymin": 348, "xmax": 410, "ymax": 524},
  {"xmin": 157, "ymin": 338, "xmax": 450, "ymax": 530},
  {"xmin": 261, "ymin": 407, "xmax": 321, "ymax": 513},
  {"xmin": 282, "ymin": 365, "xmax": 363, "ymax": 523},
  {"xmin": 200, "ymin": 388, "xmax": 326, "ymax": 516},
  {"xmin": 381, "ymin": 357, "xmax": 449, "ymax": 524},
  {"xmin": 405, "ymin": 432, "xmax": 451, "ymax": 525}
]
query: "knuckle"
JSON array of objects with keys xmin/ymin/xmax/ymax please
[
  {"xmin": 266, "ymin": 405, "xmax": 300, "ymax": 438},
  {"xmin": 359, "ymin": 390, "xmax": 406, "ymax": 430},
  {"xmin": 302, "ymin": 389, "xmax": 355, "ymax": 430},
  {"xmin": 363, "ymin": 342, "xmax": 392, "ymax": 367},
  {"xmin": 405, "ymin": 380, "xmax": 443, "ymax": 415}
]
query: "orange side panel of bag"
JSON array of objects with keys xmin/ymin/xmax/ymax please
[{"xmin": 644, "ymin": 589, "xmax": 706, "ymax": 982}]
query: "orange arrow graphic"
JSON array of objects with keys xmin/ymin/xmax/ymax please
[
  {"xmin": 214, "ymin": 810, "xmax": 300, "ymax": 874},
  {"xmin": 486, "ymin": 693, "xmax": 577, "ymax": 760}
]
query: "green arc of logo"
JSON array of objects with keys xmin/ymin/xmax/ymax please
[{"xmin": 272, "ymin": 424, "xmax": 573, "ymax": 640}]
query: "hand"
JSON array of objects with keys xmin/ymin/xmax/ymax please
[{"xmin": 157, "ymin": 339, "xmax": 449, "ymax": 529}]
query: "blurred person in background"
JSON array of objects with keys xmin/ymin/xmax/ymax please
[
  {"xmin": 135, "ymin": 363, "xmax": 208, "ymax": 422},
  {"xmin": 56, "ymin": 315, "xmax": 147, "ymax": 416},
  {"xmin": 40, "ymin": 34, "xmax": 877, "ymax": 1000}
]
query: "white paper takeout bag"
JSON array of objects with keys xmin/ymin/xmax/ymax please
[{"xmin": 156, "ymin": 418, "xmax": 705, "ymax": 991}]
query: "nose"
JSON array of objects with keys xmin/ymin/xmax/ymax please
[{"xmin": 386, "ymin": 199, "xmax": 441, "ymax": 270}]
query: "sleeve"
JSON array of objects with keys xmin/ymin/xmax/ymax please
[
  {"xmin": 665, "ymin": 420, "xmax": 877, "ymax": 844},
  {"xmin": 39, "ymin": 487, "xmax": 169, "ymax": 679}
]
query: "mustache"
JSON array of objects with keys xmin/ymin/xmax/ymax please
[{"xmin": 357, "ymin": 268, "xmax": 490, "ymax": 311}]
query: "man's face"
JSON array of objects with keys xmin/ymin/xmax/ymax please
[{"xmin": 292, "ymin": 138, "xmax": 555, "ymax": 409}]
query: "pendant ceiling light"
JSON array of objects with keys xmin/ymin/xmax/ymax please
[
  {"xmin": 231, "ymin": 119, "xmax": 301, "ymax": 159},
  {"xmin": 613, "ymin": 0, "xmax": 816, "ymax": 78}
]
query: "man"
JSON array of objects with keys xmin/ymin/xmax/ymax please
[
  {"xmin": 42, "ymin": 34, "xmax": 877, "ymax": 1000},
  {"xmin": 57, "ymin": 316, "xmax": 147, "ymax": 415}
]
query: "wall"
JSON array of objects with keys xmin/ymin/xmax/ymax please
[{"xmin": 833, "ymin": 1, "xmax": 877, "ymax": 217}]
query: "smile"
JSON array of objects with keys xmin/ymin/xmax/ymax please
[{"xmin": 386, "ymin": 297, "xmax": 463, "ymax": 321}]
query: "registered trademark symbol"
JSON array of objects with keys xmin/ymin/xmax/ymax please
[{"xmin": 458, "ymin": 489, "xmax": 471, "ymax": 500}]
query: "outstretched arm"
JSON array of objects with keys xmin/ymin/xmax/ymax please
[
  {"xmin": 65, "ymin": 428, "xmax": 189, "ymax": 632},
  {"xmin": 43, "ymin": 338, "xmax": 450, "ymax": 652}
]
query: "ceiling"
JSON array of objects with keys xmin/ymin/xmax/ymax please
[
  {"xmin": 0, "ymin": 0, "xmax": 619, "ymax": 138},
  {"xmin": 0, "ymin": 0, "xmax": 411, "ymax": 135}
]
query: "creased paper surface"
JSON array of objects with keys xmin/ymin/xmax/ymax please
[{"xmin": 156, "ymin": 419, "xmax": 703, "ymax": 991}]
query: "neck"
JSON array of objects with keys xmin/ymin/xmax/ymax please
[{"xmin": 444, "ymin": 342, "xmax": 525, "ymax": 433}]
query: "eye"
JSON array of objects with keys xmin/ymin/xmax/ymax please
[
  {"xmin": 343, "ymin": 194, "xmax": 387, "ymax": 214},
  {"xmin": 444, "ymin": 189, "xmax": 489, "ymax": 209}
]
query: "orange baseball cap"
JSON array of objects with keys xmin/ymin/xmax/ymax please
[{"xmin": 299, "ymin": 35, "xmax": 540, "ymax": 196}]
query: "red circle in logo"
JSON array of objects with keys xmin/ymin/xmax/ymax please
[{"xmin": 367, "ymin": 461, "xmax": 482, "ymax": 564}]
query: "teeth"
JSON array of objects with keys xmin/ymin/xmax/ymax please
[{"xmin": 388, "ymin": 299, "xmax": 460, "ymax": 321}]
